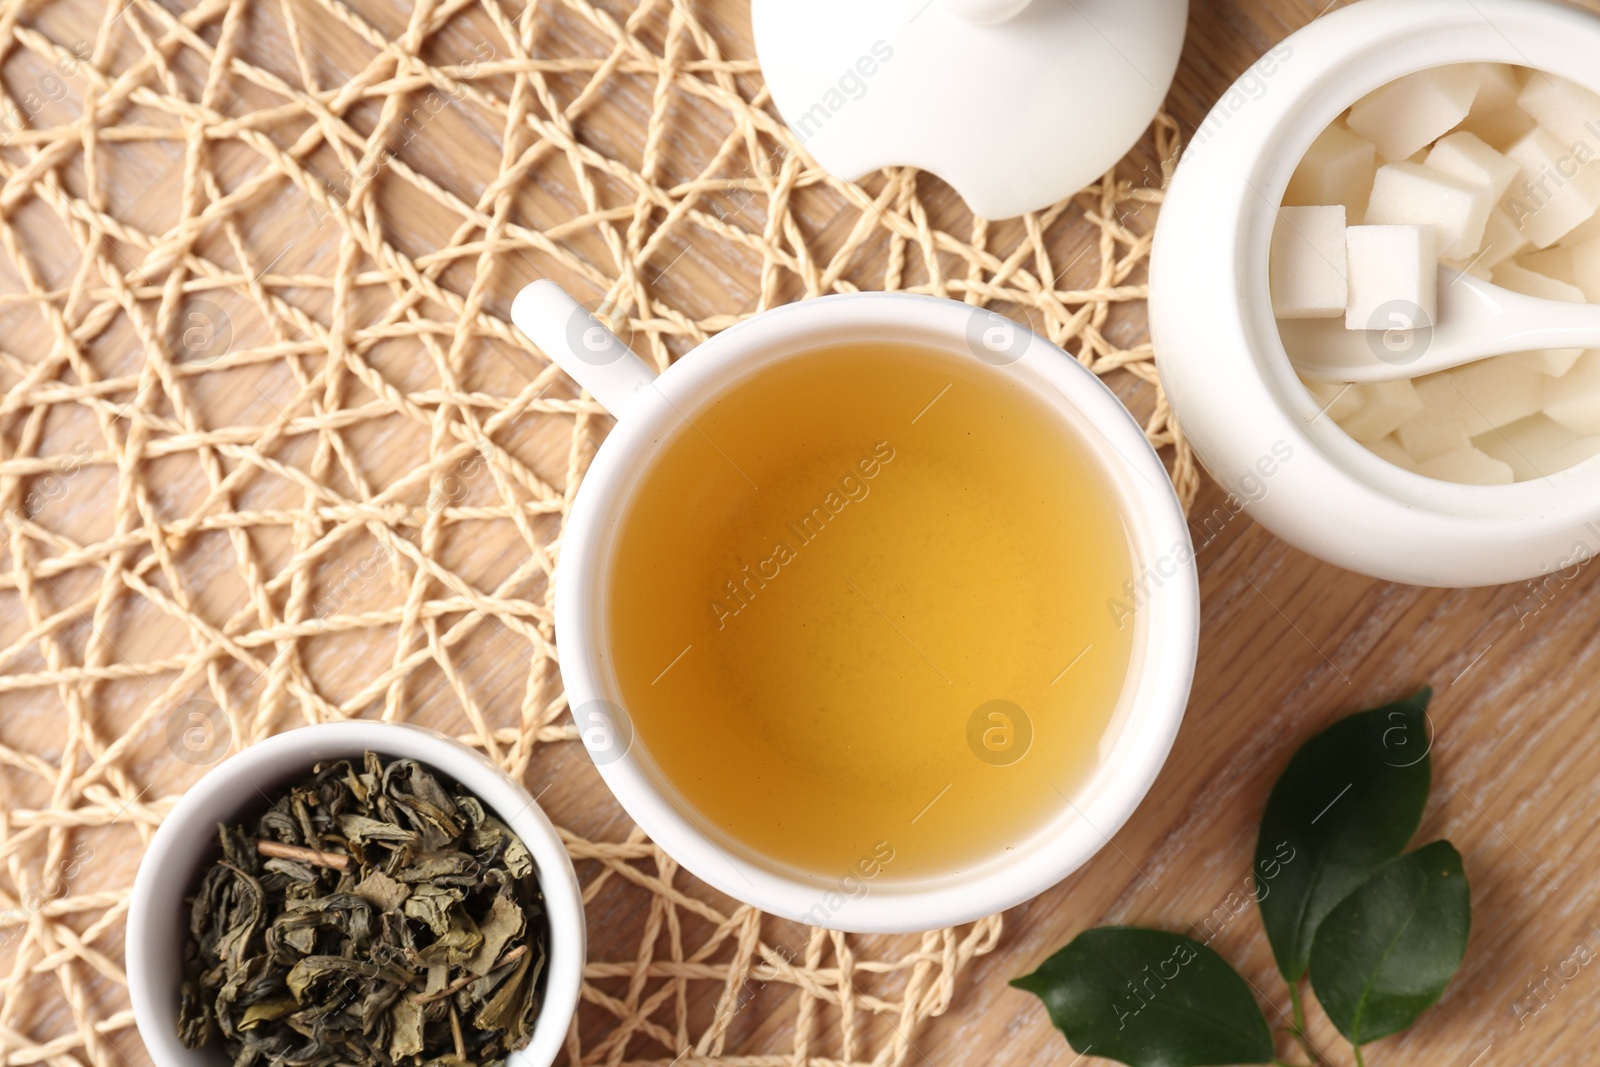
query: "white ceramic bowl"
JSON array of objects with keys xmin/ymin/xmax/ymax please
[
  {"xmin": 513, "ymin": 283, "xmax": 1200, "ymax": 933},
  {"xmin": 127, "ymin": 723, "xmax": 584, "ymax": 1067},
  {"xmin": 1150, "ymin": 0, "xmax": 1600, "ymax": 587}
]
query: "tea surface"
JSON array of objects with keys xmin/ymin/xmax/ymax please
[{"xmin": 607, "ymin": 343, "xmax": 1136, "ymax": 884}]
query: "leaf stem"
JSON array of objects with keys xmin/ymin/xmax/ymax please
[
  {"xmin": 410, "ymin": 944, "xmax": 529, "ymax": 1004},
  {"xmin": 254, "ymin": 839, "xmax": 350, "ymax": 871},
  {"xmin": 1282, "ymin": 983, "xmax": 1331, "ymax": 1067},
  {"xmin": 1353, "ymin": 1045, "xmax": 1367, "ymax": 1067},
  {"xmin": 1274, "ymin": 1027, "xmax": 1333, "ymax": 1067}
]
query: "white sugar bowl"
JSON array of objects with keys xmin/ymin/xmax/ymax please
[{"xmin": 1150, "ymin": 0, "xmax": 1600, "ymax": 587}]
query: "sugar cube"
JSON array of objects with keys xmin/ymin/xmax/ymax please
[
  {"xmin": 1502, "ymin": 128, "xmax": 1600, "ymax": 247},
  {"xmin": 1270, "ymin": 206, "xmax": 1348, "ymax": 319},
  {"xmin": 1471, "ymin": 62, "xmax": 1525, "ymax": 104},
  {"xmin": 1563, "ymin": 237, "xmax": 1600, "ymax": 300},
  {"xmin": 1514, "ymin": 245, "xmax": 1577, "ymax": 284},
  {"xmin": 1398, "ymin": 357, "xmax": 1542, "ymax": 462},
  {"xmin": 1345, "ymin": 224, "xmax": 1438, "ymax": 331},
  {"xmin": 1470, "ymin": 206, "xmax": 1531, "ymax": 270},
  {"xmin": 1412, "ymin": 446, "xmax": 1515, "ymax": 484},
  {"xmin": 1427, "ymin": 132, "xmax": 1522, "ymax": 201},
  {"xmin": 1494, "ymin": 259, "xmax": 1587, "ymax": 300},
  {"xmin": 1335, "ymin": 379, "xmax": 1423, "ymax": 441},
  {"xmin": 1492, "ymin": 263, "xmax": 1587, "ymax": 374},
  {"xmin": 1348, "ymin": 65, "xmax": 1482, "ymax": 162},
  {"xmin": 1516, "ymin": 348, "xmax": 1585, "ymax": 377},
  {"xmin": 1461, "ymin": 63, "xmax": 1535, "ymax": 150},
  {"xmin": 1475, "ymin": 413, "xmax": 1600, "ymax": 480},
  {"xmin": 1305, "ymin": 379, "xmax": 1363, "ymax": 422},
  {"xmin": 1558, "ymin": 210, "xmax": 1600, "ymax": 248},
  {"xmin": 1394, "ymin": 404, "xmax": 1473, "ymax": 462},
  {"xmin": 1365, "ymin": 162, "xmax": 1494, "ymax": 260},
  {"xmin": 1364, "ymin": 434, "xmax": 1414, "ymax": 468},
  {"xmin": 1544, "ymin": 350, "xmax": 1600, "ymax": 435},
  {"xmin": 1516, "ymin": 73, "xmax": 1600, "ymax": 156},
  {"xmin": 1414, "ymin": 354, "xmax": 1545, "ymax": 434},
  {"xmin": 1285, "ymin": 122, "xmax": 1379, "ymax": 221}
]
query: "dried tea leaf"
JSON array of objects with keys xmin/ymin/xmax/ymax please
[
  {"xmin": 262, "ymin": 858, "xmax": 319, "ymax": 883},
  {"xmin": 404, "ymin": 884, "xmax": 465, "ymax": 935},
  {"xmin": 417, "ymin": 914, "xmax": 484, "ymax": 968},
  {"xmin": 466, "ymin": 894, "xmax": 525, "ymax": 976},
  {"xmin": 382, "ymin": 759, "xmax": 463, "ymax": 851},
  {"xmin": 178, "ymin": 975, "xmax": 214, "ymax": 1047},
  {"xmin": 497, "ymin": 825, "xmax": 534, "ymax": 879},
  {"xmin": 389, "ymin": 997, "xmax": 425, "ymax": 1059},
  {"xmin": 472, "ymin": 948, "xmax": 534, "ymax": 1039},
  {"xmin": 286, "ymin": 955, "xmax": 371, "ymax": 1001},
  {"xmin": 395, "ymin": 851, "xmax": 481, "ymax": 885},
  {"xmin": 217, "ymin": 824, "xmax": 259, "ymax": 870},
  {"xmin": 353, "ymin": 869, "xmax": 410, "ymax": 912},
  {"xmin": 337, "ymin": 813, "xmax": 417, "ymax": 845},
  {"xmin": 180, "ymin": 752, "xmax": 550, "ymax": 1067},
  {"xmin": 208, "ymin": 866, "xmax": 264, "ymax": 971},
  {"xmin": 237, "ymin": 998, "xmax": 296, "ymax": 1029}
]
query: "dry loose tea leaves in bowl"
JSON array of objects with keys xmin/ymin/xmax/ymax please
[{"xmin": 178, "ymin": 751, "xmax": 549, "ymax": 1067}]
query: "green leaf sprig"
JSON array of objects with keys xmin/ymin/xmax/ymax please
[{"xmin": 1014, "ymin": 688, "xmax": 1470, "ymax": 1067}]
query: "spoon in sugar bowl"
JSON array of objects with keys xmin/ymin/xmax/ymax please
[{"xmin": 1289, "ymin": 264, "xmax": 1600, "ymax": 383}]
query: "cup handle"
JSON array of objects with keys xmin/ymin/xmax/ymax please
[{"xmin": 511, "ymin": 281, "xmax": 658, "ymax": 418}]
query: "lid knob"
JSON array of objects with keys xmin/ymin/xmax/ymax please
[{"xmin": 940, "ymin": 0, "xmax": 1034, "ymax": 24}]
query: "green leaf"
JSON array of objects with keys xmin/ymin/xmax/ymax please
[
  {"xmin": 1309, "ymin": 841, "xmax": 1471, "ymax": 1045},
  {"xmin": 1255, "ymin": 688, "xmax": 1433, "ymax": 982},
  {"xmin": 1011, "ymin": 927, "xmax": 1273, "ymax": 1067}
]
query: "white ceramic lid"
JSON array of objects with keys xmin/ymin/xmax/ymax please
[{"xmin": 752, "ymin": 0, "xmax": 1189, "ymax": 220}]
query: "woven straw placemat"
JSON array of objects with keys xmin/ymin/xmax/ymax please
[{"xmin": 0, "ymin": 0, "xmax": 1195, "ymax": 1064}]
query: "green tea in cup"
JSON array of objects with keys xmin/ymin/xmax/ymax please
[{"xmin": 607, "ymin": 341, "xmax": 1136, "ymax": 881}]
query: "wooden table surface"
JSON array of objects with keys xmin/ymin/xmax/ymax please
[{"xmin": 4, "ymin": 0, "xmax": 1600, "ymax": 1066}]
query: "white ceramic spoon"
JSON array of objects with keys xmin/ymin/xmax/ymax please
[{"xmin": 1286, "ymin": 265, "xmax": 1600, "ymax": 383}]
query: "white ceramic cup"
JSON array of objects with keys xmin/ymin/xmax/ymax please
[
  {"xmin": 511, "ymin": 282, "xmax": 1199, "ymax": 932},
  {"xmin": 127, "ymin": 722, "xmax": 585, "ymax": 1067},
  {"xmin": 1151, "ymin": 0, "xmax": 1600, "ymax": 586}
]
